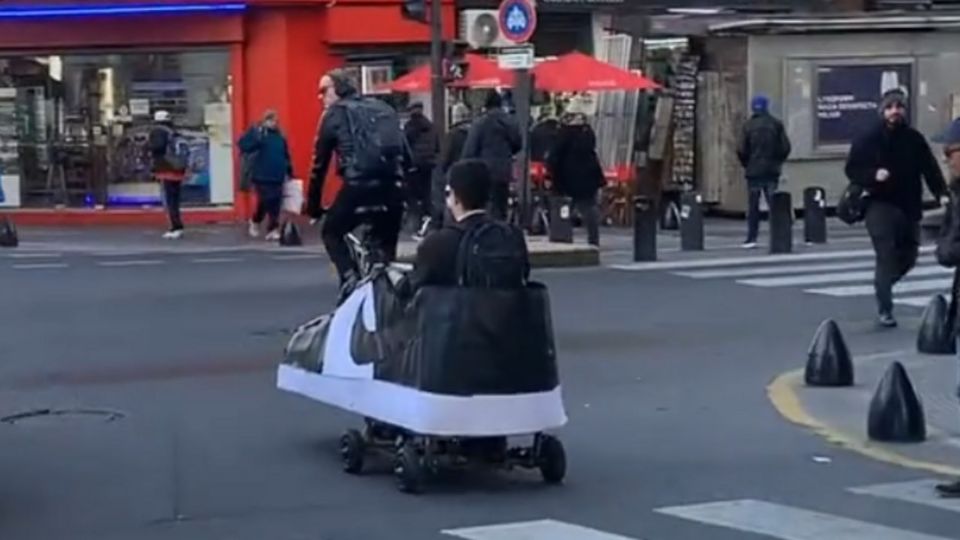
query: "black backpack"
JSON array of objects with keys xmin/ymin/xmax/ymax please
[
  {"xmin": 455, "ymin": 220, "xmax": 528, "ymax": 288},
  {"xmin": 836, "ymin": 183, "xmax": 869, "ymax": 225},
  {"xmin": 341, "ymin": 97, "xmax": 404, "ymax": 179},
  {"xmin": 0, "ymin": 217, "xmax": 18, "ymax": 248}
]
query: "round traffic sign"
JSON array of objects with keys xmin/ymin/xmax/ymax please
[{"xmin": 498, "ymin": 0, "xmax": 537, "ymax": 44}]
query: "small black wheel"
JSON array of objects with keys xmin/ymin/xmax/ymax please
[
  {"xmin": 394, "ymin": 439, "xmax": 424, "ymax": 494},
  {"xmin": 536, "ymin": 434, "xmax": 566, "ymax": 485},
  {"xmin": 340, "ymin": 429, "xmax": 365, "ymax": 474}
]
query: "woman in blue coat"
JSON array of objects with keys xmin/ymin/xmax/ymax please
[{"xmin": 239, "ymin": 110, "xmax": 293, "ymax": 241}]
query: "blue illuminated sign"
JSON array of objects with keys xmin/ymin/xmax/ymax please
[{"xmin": 0, "ymin": 3, "xmax": 246, "ymax": 19}]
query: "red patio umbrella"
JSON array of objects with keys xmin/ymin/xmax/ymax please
[
  {"xmin": 533, "ymin": 51, "xmax": 660, "ymax": 92},
  {"xmin": 385, "ymin": 53, "xmax": 515, "ymax": 92}
]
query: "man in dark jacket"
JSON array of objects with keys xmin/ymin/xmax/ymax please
[
  {"xmin": 238, "ymin": 109, "xmax": 293, "ymax": 241},
  {"xmin": 845, "ymin": 88, "xmax": 949, "ymax": 327},
  {"xmin": 400, "ymin": 158, "xmax": 530, "ymax": 295},
  {"xmin": 461, "ymin": 90, "xmax": 522, "ymax": 220},
  {"xmin": 420, "ymin": 102, "xmax": 472, "ymax": 234},
  {"xmin": 736, "ymin": 95, "xmax": 792, "ymax": 248},
  {"xmin": 148, "ymin": 110, "xmax": 187, "ymax": 239},
  {"xmin": 403, "ymin": 102, "xmax": 439, "ymax": 235},
  {"xmin": 306, "ymin": 69, "xmax": 405, "ymax": 302},
  {"xmin": 931, "ymin": 117, "xmax": 960, "ymax": 498}
]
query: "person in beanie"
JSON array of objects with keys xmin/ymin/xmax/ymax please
[
  {"xmin": 845, "ymin": 88, "xmax": 949, "ymax": 328},
  {"xmin": 736, "ymin": 94, "xmax": 792, "ymax": 248},
  {"xmin": 931, "ymin": 117, "xmax": 960, "ymax": 498},
  {"xmin": 148, "ymin": 110, "xmax": 187, "ymax": 239}
]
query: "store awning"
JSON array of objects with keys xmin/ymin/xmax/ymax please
[{"xmin": 532, "ymin": 52, "xmax": 660, "ymax": 92}]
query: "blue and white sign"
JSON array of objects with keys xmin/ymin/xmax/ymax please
[{"xmin": 498, "ymin": 0, "xmax": 537, "ymax": 44}]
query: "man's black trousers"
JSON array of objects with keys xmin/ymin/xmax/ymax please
[
  {"xmin": 322, "ymin": 184, "xmax": 403, "ymax": 280},
  {"xmin": 865, "ymin": 201, "xmax": 920, "ymax": 315}
]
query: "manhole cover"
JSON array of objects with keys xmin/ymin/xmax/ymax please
[{"xmin": 1, "ymin": 408, "xmax": 126, "ymax": 425}]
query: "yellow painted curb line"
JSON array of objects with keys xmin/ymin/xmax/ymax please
[{"xmin": 767, "ymin": 369, "xmax": 960, "ymax": 477}]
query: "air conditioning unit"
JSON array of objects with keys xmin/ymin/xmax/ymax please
[{"xmin": 459, "ymin": 10, "xmax": 514, "ymax": 49}]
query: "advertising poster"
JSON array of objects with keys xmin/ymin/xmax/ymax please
[{"xmin": 816, "ymin": 63, "xmax": 912, "ymax": 147}]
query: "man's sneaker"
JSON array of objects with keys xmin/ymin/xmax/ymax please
[
  {"xmin": 742, "ymin": 241, "xmax": 758, "ymax": 249},
  {"xmin": 935, "ymin": 479, "xmax": 960, "ymax": 498},
  {"xmin": 265, "ymin": 229, "xmax": 281, "ymax": 242},
  {"xmin": 248, "ymin": 221, "xmax": 260, "ymax": 238},
  {"xmin": 878, "ymin": 312, "xmax": 898, "ymax": 328},
  {"xmin": 162, "ymin": 229, "xmax": 184, "ymax": 240}
]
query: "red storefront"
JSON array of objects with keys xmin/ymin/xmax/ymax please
[{"xmin": 0, "ymin": 0, "xmax": 455, "ymax": 225}]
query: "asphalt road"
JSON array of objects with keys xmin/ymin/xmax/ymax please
[{"xmin": 0, "ymin": 247, "xmax": 957, "ymax": 540}]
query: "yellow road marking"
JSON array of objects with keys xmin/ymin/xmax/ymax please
[{"xmin": 767, "ymin": 369, "xmax": 960, "ymax": 477}]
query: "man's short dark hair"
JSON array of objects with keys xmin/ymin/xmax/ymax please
[
  {"xmin": 447, "ymin": 159, "xmax": 491, "ymax": 211},
  {"xmin": 484, "ymin": 89, "xmax": 503, "ymax": 110}
]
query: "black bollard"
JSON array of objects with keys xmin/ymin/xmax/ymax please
[
  {"xmin": 804, "ymin": 319, "xmax": 854, "ymax": 387},
  {"xmin": 867, "ymin": 361, "xmax": 926, "ymax": 443},
  {"xmin": 803, "ymin": 187, "xmax": 827, "ymax": 244},
  {"xmin": 633, "ymin": 195, "xmax": 657, "ymax": 262},
  {"xmin": 917, "ymin": 294, "xmax": 956, "ymax": 355},
  {"xmin": 0, "ymin": 217, "xmax": 17, "ymax": 248},
  {"xmin": 679, "ymin": 192, "xmax": 704, "ymax": 251},
  {"xmin": 547, "ymin": 194, "xmax": 573, "ymax": 243},
  {"xmin": 769, "ymin": 191, "xmax": 793, "ymax": 254}
]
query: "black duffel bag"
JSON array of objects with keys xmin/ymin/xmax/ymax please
[
  {"xmin": 836, "ymin": 183, "xmax": 869, "ymax": 225},
  {"xmin": 376, "ymin": 283, "xmax": 559, "ymax": 397}
]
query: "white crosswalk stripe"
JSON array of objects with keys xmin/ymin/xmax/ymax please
[
  {"xmin": 442, "ymin": 478, "xmax": 959, "ymax": 539},
  {"xmin": 849, "ymin": 479, "xmax": 960, "ymax": 515},
  {"xmin": 655, "ymin": 498, "xmax": 954, "ymax": 539},
  {"xmin": 443, "ymin": 519, "xmax": 640, "ymax": 540},
  {"xmin": 614, "ymin": 248, "xmax": 950, "ymax": 309}
]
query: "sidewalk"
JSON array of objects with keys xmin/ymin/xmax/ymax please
[
  {"xmin": 7, "ymin": 217, "xmax": 872, "ymax": 267},
  {"xmin": 601, "ymin": 218, "xmax": 873, "ymax": 267},
  {"xmin": 770, "ymin": 348, "xmax": 960, "ymax": 476},
  {"xmin": 7, "ymin": 224, "xmax": 602, "ymax": 268}
]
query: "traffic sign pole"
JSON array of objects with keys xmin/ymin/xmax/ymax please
[{"xmin": 497, "ymin": 0, "xmax": 537, "ymax": 232}]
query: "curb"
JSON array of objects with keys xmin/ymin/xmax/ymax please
[{"xmin": 767, "ymin": 369, "xmax": 960, "ymax": 477}]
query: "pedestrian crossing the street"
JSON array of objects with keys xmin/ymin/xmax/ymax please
[
  {"xmin": 441, "ymin": 478, "xmax": 960, "ymax": 539},
  {"xmin": 611, "ymin": 247, "xmax": 949, "ymax": 309}
]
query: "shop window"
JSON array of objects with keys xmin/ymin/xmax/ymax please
[{"xmin": 0, "ymin": 49, "xmax": 232, "ymax": 209}]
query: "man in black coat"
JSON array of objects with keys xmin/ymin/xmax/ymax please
[
  {"xmin": 305, "ymin": 69, "xmax": 406, "ymax": 303},
  {"xmin": 461, "ymin": 90, "xmax": 523, "ymax": 221},
  {"xmin": 931, "ymin": 117, "xmax": 960, "ymax": 498},
  {"xmin": 403, "ymin": 102, "xmax": 439, "ymax": 235},
  {"xmin": 736, "ymin": 95, "xmax": 792, "ymax": 248},
  {"xmin": 845, "ymin": 88, "xmax": 949, "ymax": 327},
  {"xmin": 401, "ymin": 159, "xmax": 529, "ymax": 294}
]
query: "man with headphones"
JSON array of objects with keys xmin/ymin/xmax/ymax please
[{"xmin": 305, "ymin": 69, "xmax": 406, "ymax": 303}]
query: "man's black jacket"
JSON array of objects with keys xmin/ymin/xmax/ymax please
[
  {"xmin": 845, "ymin": 120, "xmax": 947, "ymax": 222},
  {"xmin": 306, "ymin": 96, "xmax": 407, "ymax": 218},
  {"xmin": 736, "ymin": 112, "xmax": 791, "ymax": 180},
  {"xmin": 460, "ymin": 109, "xmax": 522, "ymax": 184},
  {"xmin": 399, "ymin": 212, "xmax": 530, "ymax": 296}
]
